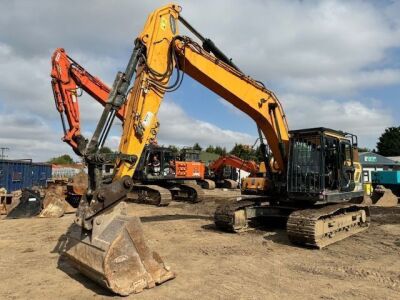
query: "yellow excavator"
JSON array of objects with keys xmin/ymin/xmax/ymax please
[{"xmin": 60, "ymin": 4, "xmax": 370, "ymax": 296}]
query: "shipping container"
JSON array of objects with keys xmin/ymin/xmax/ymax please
[
  {"xmin": 372, "ymin": 170, "xmax": 400, "ymax": 185},
  {"xmin": 0, "ymin": 159, "xmax": 52, "ymax": 192},
  {"xmin": 371, "ymin": 170, "xmax": 400, "ymax": 196},
  {"xmin": 32, "ymin": 163, "xmax": 52, "ymax": 187}
]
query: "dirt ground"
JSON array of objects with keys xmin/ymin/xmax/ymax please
[{"xmin": 0, "ymin": 191, "xmax": 399, "ymax": 300}]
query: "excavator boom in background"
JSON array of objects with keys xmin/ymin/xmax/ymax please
[
  {"xmin": 51, "ymin": 48, "xmax": 127, "ymax": 155},
  {"xmin": 204, "ymin": 154, "xmax": 259, "ymax": 189},
  {"xmin": 56, "ymin": 4, "xmax": 370, "ymax": 296}
]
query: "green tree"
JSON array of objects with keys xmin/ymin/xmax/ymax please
[
  {"xmin": 193, "ymin": 142, "xmax": 202, "ymax": 151},
  {"xmin": 167, "ymin": 145, "xmax": 179, "ymax": 154},
  {"xmin": 205, "ymin": 145, "xmax": 215, "ymax": 153},
  {"xmin": 229, "ymin": 143, "xmax": 257, "ymax": 161},
  {"xmin": 48, "ymin": 154, "xmax": 74, "ymax": 164},
  {"xmin": 214, "ymin": 146, "xmax": 227, "ymax": 156},
  {"xmin": 377, "ymin": 127, "xmax": 400, "ymax": 156},
  {"xmin": 357, "ymin": 147, "xmax": 372, "ymax": 153}
]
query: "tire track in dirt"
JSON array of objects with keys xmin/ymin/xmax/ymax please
[{"xmin": 291, "ymin": 263, "xmax": 400, "ymax": 291}]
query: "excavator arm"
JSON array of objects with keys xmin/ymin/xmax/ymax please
[
  {"xmin": 51, "ymin": 48, "xmax": 159, "ymax": 157},
  {"xmin": 63, "ymin": 3, "xmax": 290, "ymax": 296},
  {"xmin": 113, "ymin": 5, "xmax": 289, "ymax": 182},
  {"xmin": 78, "ymin": 3, "xmax": 289, "ymax": 221},
  {"xmin": 209, "ymin": 154, "xmax": 259, "ymax": 175},
  {"xmin": 51, "ymin": 48, "xmax": 127, "ymax": 155}
]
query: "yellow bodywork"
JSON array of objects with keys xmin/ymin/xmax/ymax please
[
  {"xmin": 116, "ymin": 4, "xmax": 181, "ymax": 178},
  {"xmin": 241, "ymin": 177, "xmax": 270, "ymax": 194},
  {"xmin": 114, "ymin": 3, "xmax": 289, "ymax": 181}
]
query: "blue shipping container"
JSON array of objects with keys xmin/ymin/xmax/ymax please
[
  {"xmin": 372, "ymin": 171, "xmax": 400, "ymax": 185},
  {"xmin": 0, "ymin": 159, "xmax": 52, "ymax": 192},
  {"xmin": 32, "ymin": 163, "xmax": 52, "ymax": 187}
]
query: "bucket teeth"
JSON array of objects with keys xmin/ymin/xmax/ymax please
[{"xmin": 63, "ymin": 202, "xmax": 175, "ymax": 296}]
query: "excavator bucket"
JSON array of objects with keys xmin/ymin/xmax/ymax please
[
  {"xmin": 40, "ymin": 182, "xmax": 75, "ymax": 218},
  {"xmin": 7, "ymin": 189, "xmax": 42, "ymax": 219},
  {"xmin": 63, "ymin": 202, "xmax": 175, "ymax": 296},
  {"xmin": 67, "ymin": 171, "xmax": 88, "ymax": 195},
  {"xmin": 369, "ymin": 185, "xmax": 398, "ymax": 207}
]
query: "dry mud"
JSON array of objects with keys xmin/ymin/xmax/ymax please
[{"xmin": 0, "ymin": 192, "xmax": 399, "ymax": 299}]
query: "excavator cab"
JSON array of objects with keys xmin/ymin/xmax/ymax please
[
  {"xmin": 287, "ymin": 128, "xmax": 363, "ymax": 203},
  {"xmin": 135, "ymin": 146, "xmax": 177, "ymax": 179},
  {"xmin": 134, "ymin": 145, "xmax": 204, "ymax": 181}
]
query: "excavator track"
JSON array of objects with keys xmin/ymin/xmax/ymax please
[
  {"xmin": 222, "ymin": 179, "xmax": 238, "ymax": 189},
  {"xmin": 287, "ymin": 204, "xmax": 370, "ymax": 249},
  {"xmin": 197, "ymin": 179, "xmax": 216, "ymax": 190},
  {"xmin": 214, "ymin": 200, "xmax": 256, "ymax": 232},
  {"xmin": 128, "ymin": 184, "xmax": 172, "ymax": 206},
  {"xmin": 177, "ymin": 183, "xmax": 206, "ymax": 203}
]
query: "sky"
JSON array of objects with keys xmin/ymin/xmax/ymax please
[{"xmin": 0, "ymin": 0, "xmax": 399, "ymax": 161}]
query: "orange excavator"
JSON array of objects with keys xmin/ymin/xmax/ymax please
[
  {"xmin": 55, "ymin": 4, "xmax": 369, "ymax": 296},
  {"xmin": 51, "ymin": 48, "xmax": 207, "ymax": 205},
  {"xmin": 206, "ymin": 154, "xmax": 259, "ymax": 189}
]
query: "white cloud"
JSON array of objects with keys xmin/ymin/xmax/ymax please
[
  {"xmin": 0, "ymin": 113, "xmax": 75, "ymax": 161},
  {"xmin": 181, "ymin": 0, "xmax": 400, "ymax": 94},
  {"xmin": 284, "ymin": 69, "xmax": 400, "ymax": 95},
  {"xmin": 107, "ymin": 100, "xmax": 256, "ymax": 151},
  {"xmin": 281, "ymin": 94, "xmax": 394, "ymax": 148},
  {"xmin": 157, "ymin": 101, "xmax": 255, "ymax": 148},
  {"xmin": 0, "ymin": 0, "xmax": 398, "ymax": 160}
]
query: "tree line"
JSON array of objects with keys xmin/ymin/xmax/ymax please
[{"xmin": 48, "ymin": 126, "xmax": 400, "ymax": 164}]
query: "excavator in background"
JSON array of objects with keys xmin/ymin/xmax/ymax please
[
  {"xmin": 51, "ymin": 48, "xmax": 209, "ymax": 205},
  {"xmin": 55, "ymin": 4, "xmax": 370, "ymax": 295},
  {"xmin": 205, "ymin": 154, "xmax": 259, "ymax": 189},
  {"xmin": 128, "ymin": 144, "xmax": 207, "ymax": 205}
]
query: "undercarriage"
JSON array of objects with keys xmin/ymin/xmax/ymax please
[
  {"xmin": 214, "ymin": 198, "xmax": 370, "ymax": 249},
  {"xmin": 127, "ymin": 181, "xmax": 206, "ymax": 206}
]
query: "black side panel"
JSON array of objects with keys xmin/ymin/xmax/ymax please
[{"xmin": 287, "ymin": 133, "xmax": 324, "ymax": 198}]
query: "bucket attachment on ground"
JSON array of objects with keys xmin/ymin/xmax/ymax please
[
  {"xmin": 65, "ymin": 172, "xmax": 88, "ymax": 208},
  {"xmin": 41, "ymin": 184, "xmax": 65, "ymax": 218},
  {"xmin": 369, "ymin": 185, "xmax": 398, "ymax": 207},
  {"xmin": 67, "ymin": 171, "xmax": 88, "ymax": 195},
  {"xmin": 63, "ymin": 202, "xmax": 175, "ymax": 296},
  {"xmin": 40, "ymin": 182, "xmax": 76, "ymax": 218},
  {"xmin": 7, "ymin": 189, "xmax": 42, "ymax": 219}
]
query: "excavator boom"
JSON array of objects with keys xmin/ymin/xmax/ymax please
[
  {"xmin": 51, "ymin": 48, "xmax": 126, "ymax": 155},
  {"xmin": 209, "ymin": 154, "xmax": 259, "ymax": 175}
]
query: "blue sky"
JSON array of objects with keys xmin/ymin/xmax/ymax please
[{"xmin": 0, "ymin": 0, "xmax": 399, "ymax": 161}]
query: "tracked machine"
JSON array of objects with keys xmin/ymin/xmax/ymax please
[
  {"xmin": 128, "ymin": 145, "xmax": 207, "ymax": 205},
  {"xmin": 53, "ymin": 3, "xmax": 370, "ymax": 295},
  {"xmin": 215, "ymin": 128, "xmax": 368, "ymax": 248}
]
